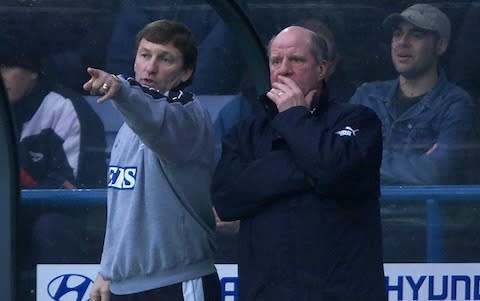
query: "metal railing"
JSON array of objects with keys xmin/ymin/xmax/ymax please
[{"xmin": 21, "ymin": 185, "xmax": 480, "ymax": 262}]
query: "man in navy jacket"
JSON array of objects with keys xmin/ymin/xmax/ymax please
[{"xmin": 212, "ymin": 25, "xmax": 386, "ymax": 301}]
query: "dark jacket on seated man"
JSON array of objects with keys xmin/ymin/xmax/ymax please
[
  {"xmin": 1, "ymin": 27, "xmax": 107, "ymax": 189},
  {"xmin": 13, "ymin": 77, "xmax": 106, "ymax": 188}
]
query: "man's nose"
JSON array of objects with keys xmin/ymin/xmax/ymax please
[
  {"xmin": 277, "ymin": 59, "xmax": 292, "ymax": 76},
  {"xmin": 145, "ymin": 59, "xmax": 157, "ymax": 73},
  {"xmin": 394, "ymin": 33, "xmax": 410, "ymax": 46}
]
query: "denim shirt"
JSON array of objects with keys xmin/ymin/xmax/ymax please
[{"xmin": 350, "ymin": 72, "xmax": 477, "ymax": 185}]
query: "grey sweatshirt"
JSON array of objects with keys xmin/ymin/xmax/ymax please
[{"xmin": 99, "ymin": 77, "xmax": 217, "ymax": 294}]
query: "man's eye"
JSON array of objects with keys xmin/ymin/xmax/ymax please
[
  {"xmin": 412, "ymin": 32, "xmax": 425, "ymax": 39},
  {"xmin": 159, "ymin": 55, "xmax": 175, "ymax": 64},
  {"xmin": 270, "ymin": 59, "xmax": 281, "ymax": 65}
]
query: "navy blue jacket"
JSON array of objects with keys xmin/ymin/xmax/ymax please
[{"xmin": 212, "ymin": 91, "xmax": 387, "ymax": 301}]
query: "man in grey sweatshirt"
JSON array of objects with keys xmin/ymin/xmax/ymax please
[{"xmin": 83, "ymin": 20, "xmax": 220, "ymax": 301}]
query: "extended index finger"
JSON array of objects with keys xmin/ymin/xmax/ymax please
[{"xmin": 86, "ymin": 67, "xmax": 103, "ymax": 79}]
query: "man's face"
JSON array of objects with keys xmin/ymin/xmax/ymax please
[
  {"xmin": 391, "ymin": 21, "xmax": 445, "ymax": 79},
  {"xmin": 269, "ymin": 27, "xmax": 324, "ymax": 96},
  {"xmin": 0, "ymin": 66, "xmax": 38, "ymax": 104},
  {"xmin": 134, "ymin": 38, "xmax": 192, "ymax": 93}
]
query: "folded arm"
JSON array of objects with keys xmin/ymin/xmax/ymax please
[
  {"xmin": 270, "ymin": 105, "xmax": 383, "ymax": 197},
  {"xmin": 212, "ymin": 124, "xmax": 311, "ymax": 221}
]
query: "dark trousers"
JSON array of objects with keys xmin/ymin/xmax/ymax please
[{"xmin": 111, "ymin": 272, "xmax": 221, "ymax": 301}]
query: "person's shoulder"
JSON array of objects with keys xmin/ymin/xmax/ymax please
[
  {"xmin": 41, "ymin": 89, "xmax": 76, "ymax": 112},
  {"xmin": 329, "ymin": 100, "xmax": 381, "ymax": 123},
  {"xmin": 51, "ymin": 84, "xmax": 82, "ymax": 99},
  {"xmin": 49, "ymin": 84, "xmax": 93, "ymax": 111},
  {"xmin": 443, "ymin": 80, "xmax": 474, "ymax": 103},
  {"xmin": 354, "ymin": 79, "xmax": 396, "ymax": 94},
  {"xmin": 48, "ymin": 85, "xmax": 108, "ymax": 135},
  {"xmin": 349, "ymin": 79, "xmax": 397, "ymax": 106},
  {"xmin": 221, "ymin": 111, "xmax": 263, "ymax": 141},
  {"xmin": 332, "ymin": 99, "xmax": 377, "ymax": 114},
  {"xmin": 167, "ymin": 90, "xmax": 195, "ymax": 105}
]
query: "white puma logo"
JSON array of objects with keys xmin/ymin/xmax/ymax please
[{"xmin": 335, "ymin": 126, "xmax": 359, "ymax": 137}]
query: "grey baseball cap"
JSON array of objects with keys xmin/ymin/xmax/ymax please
[{"xmin": 383, "ymin": 3, "xmax": 451, "ymax": 40}]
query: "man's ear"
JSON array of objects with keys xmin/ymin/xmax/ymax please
[
  {"xmin": 436, "ymin": 38, "xmax": 448, "ymax": 56},
  {"xmin": 325, "ymin": 54, "xmax": 340, "ymax": 80},
  {"xmin": 317, "ymin": 59, "xmax": 328, "ymax": 82},
  {"xmin": 181, "ymin": 68, "xmax": 193, "ymax": 83}
]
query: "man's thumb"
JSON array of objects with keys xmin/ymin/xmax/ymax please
[{"xmin": 305, "ymin": 89, "xmax": 318, "ymax": 104}]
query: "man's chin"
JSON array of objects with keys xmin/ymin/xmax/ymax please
[{"xmin": 397, "ymin": 68, "xmax": 420, "ymax": 80}]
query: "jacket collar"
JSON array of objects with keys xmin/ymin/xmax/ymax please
[
  {"xmin": 382, "ymin": 70, "xmax": 449, "ymax": 121},
  {"xmin": 386, "ymin": 69, "xmax": 448, "ymax": 108},
  {"xmin": 125, "ymin": 76, "xmax": 193, "ymax": 104},
  {"xmin": 310, "ymin": 83, "xmax": 331, "ymax": 116}
]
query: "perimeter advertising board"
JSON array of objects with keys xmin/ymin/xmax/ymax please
[{"xmin": 37, "ymin": 263, "xmax": 480, "ymax": 301}]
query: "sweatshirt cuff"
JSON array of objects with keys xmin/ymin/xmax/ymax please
[{"xmin": 111, "ymin": 76, "xmax": 131, "ymax": 103}]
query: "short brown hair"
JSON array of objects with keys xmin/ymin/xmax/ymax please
[{"xmin": 135, "ymin": 20, "xmax": 197, "ymax": 87}]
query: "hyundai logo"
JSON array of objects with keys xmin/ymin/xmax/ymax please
[{"xmin": 47, "ymin": 274, "xmax": 93, "ymax": 301}]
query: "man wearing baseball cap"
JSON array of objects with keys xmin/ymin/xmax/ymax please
[
  {"xmin": 383, "ymin": 3, "xmax": 451, "ymax": 40},
  {"xmin": 350, "ymin": 3, "xmax": 478, "ymax": 185}
]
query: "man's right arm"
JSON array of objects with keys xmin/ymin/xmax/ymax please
[
  {"xmin": 380, "ymin": 98, "xmax": 477, "ymax": 185},
  {"xmin": 350, "ymin": 83, "xmax": 478, "ymax": 184}
]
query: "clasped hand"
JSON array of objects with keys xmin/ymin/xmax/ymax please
[{"xmin": 266, "ymin": 75, "xmax": 317, "ymax": 112}]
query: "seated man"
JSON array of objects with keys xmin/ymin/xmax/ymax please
[
  {"xmin": 350, "ymin": 3, "xmax": 477, "ymax": 185},
  {"xmin": 0, "ymin": 29, "xmax": 106, "ymax": 188},
  {"xmin": 1, "ymin": 29, "xmax": 107, "ymax": 269}
]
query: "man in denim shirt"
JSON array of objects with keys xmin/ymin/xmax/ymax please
[{"xmin": 350, "ymin": 4, "xmax": 477, "ymax": 185}]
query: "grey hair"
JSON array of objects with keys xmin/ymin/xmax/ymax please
[{"xmin": 267, "ymin": 28, "xmax": 328, "ymax": 65}]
